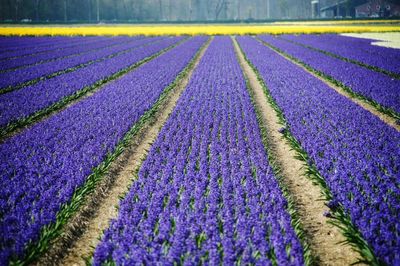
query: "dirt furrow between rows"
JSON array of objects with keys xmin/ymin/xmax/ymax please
[
  {"xmin": 233, "ymin": 37, "xmax": 361, "ymax": 266},
  {"xmin": 255, "ymin": 37, "xmax": 400, "ymax": 132},
  {"xmin": 35, "ymin": 38, "xmax": 212, "ymax": 266}
]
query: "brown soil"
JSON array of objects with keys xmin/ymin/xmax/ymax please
[
  {"xmin": 256, "ymin": 37, "xmax": 399, "ymax": 132},
  {"xmin": 36, "ymin": 38, "xmax": 212, "ymax": 266},
  {"xmin": 233, "ymin": 36, "xmax": 362, "ymax": 265}
]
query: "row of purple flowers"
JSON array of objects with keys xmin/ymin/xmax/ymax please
[
  {"xmin": 1, "ymin": 36, "xmax": 134, "ymax": 71},
  {"xmin": 0, "ymin": 36, "xmax": 206, "ymax": 263},
  {"xmin": 237, "ymin": 36, "xmax": 400, "ymax": 265},
  {"xmin": 258, "ymin": 35, "xmax": 400, "ymax": 115},
  {"xmin": 280, "ymin": 34, "xmax": 400, "ymax": 75},
  {"xmin": 0, "ymin": 36, "xmax": 163, "ymax": 89},
  {"xmin": 93, "ymin": 36, "xmax": 304, "ymax": 266},
  {"xmin": 0, "ymin": 36, "xmax": 104, "ymax": 59},
  {"xmin": 0, "ymin": 37, "xmax": 177, "ymax": 127}
]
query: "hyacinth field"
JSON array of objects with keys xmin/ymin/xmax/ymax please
[{"xmin": 0, "ymin": 34, "xmax": 399, "ymax": 266}]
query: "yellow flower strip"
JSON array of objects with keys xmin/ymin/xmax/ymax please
[{"xmin": 1, "ymin": 24, "xmax": 399, "ymax": 36}]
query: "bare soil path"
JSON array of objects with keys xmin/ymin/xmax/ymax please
[
  {"xmin": 36, "ymin": 38, "xmax": 212, "ymax": 266},
  {"xmin": 233, "ymin": 36, "xmax": 361, "ymax": 266}
]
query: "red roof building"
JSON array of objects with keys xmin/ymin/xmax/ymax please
[{"xmin": 356, "ymin": 0, "xmax": 400, "ymax": 17}]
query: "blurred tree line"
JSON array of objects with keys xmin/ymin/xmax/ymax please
[{"xmin": 2, "ymin": 0, "xmax": 396, "ymax": 22}]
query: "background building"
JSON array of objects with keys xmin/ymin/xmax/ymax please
[
  {"xmin": 319, "ymin": 0, "xmax": 400, "ymax": 18},
  {"xmin": 355, "ymin": 0, "xmax": 400, "ymax": 17}
]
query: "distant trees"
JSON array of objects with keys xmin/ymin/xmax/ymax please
[
  {"xmin": 0, "ymin": 0, "xmax": 317, "ymax": 22},
  {"xmin": 34, "ymin": 0, "xmax": 40, "ymax": 21},
  {"xmin": 63, "ymin": 0, "xmax": 67, "ymax": 21},
  {"xmin": 14, "ymin": 0, "xmax": 20, "ymax": 20},
  {"xmin": 215, "ymin": 0, "xmax": 227, "ymax": 20},
  {"xmin": 279, "ymin": 0, "xmax": 289, "ymax": 18}
]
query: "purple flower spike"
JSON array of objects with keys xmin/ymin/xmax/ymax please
[
  {"xmin": 278, "ymin": 127, "xmax": 286, "ymax": 134},
  {"xmin": 326, "ymin": 199, "xmax": 339, "ymax": 211}
]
